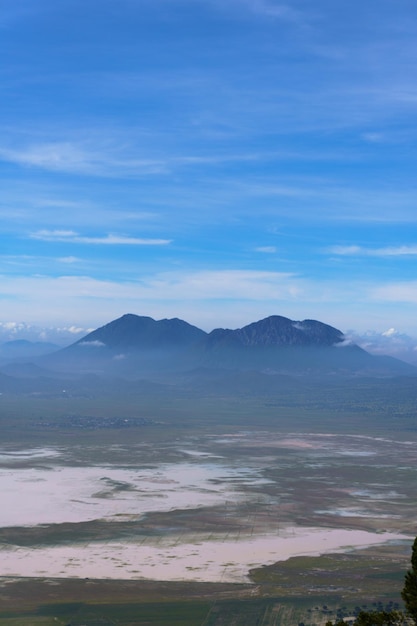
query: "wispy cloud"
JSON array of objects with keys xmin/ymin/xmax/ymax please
[
  {"xmin": 237, "ymin": 0, "xmax": 304, "ymax": 21},
  {"xmin": 0, "ymin": 320, "xmax": 91, "ymax": 344},
  {"xmin": 0, "ymin": 268, "xmax": 318, "ymax": 333},
  {"xmin": 58, "ymin": 256, "xmax": 81, "ymax": 264},
  {"xmin": 255, "ymin": 246, "xmax": 277, "ymax": 253},
  {"xmin": 372, "ymin": 281, "xmax": 417, "ymax": 303},
  {"xmin": 0, "ymin": 140, "xmax": 290, "ymax": 178},
  {"xmin": 328, "ymin": 245, "xmax": 417, "ymax": 257},
  {"xmin": 347, "ymin": 328, "xmax": 417, "ymax": 364},
  {"xmin": 1, "ymin": 0, "xmax": 417, "ymax": 337},
  {"xmin": 30, "ymin": 230, "xmax": 171, "ymax": 246},
  {"xmin": 146, "ymin": 269, "xmax": 302, "ymax": 300},
  {"xmin": 0, "ymin": 270, "xmax": 302, "ymax": 308},
  {"xmin": 0, "ymin": 142, "xmax": 167, "ymax": 177},
  {"xmin": 1, "ymin": 269, "xmax": 417, "ymax": 335},
  {"xmin": 207, "ymin": 0, "xmax": 306, "ymax": 22}
]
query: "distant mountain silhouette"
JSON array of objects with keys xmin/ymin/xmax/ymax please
[
  {"xmin": 196, "ymin": 316, "xmax": 415, "ymax": 375},
  {"xmin": 73, "ymin": 313, "xmax": 206, "ymax": 351},
  {"xmin": 43, "ymin": 314, "xmax": 207, "ymax": 376},
  {"xmin": 203, "ymin": 315, "xmax": 343, "ymax": 349},
  {"xmin": 40, "ymin": 313, "xmax": 416, "ymax": 379},
  {"xmin": 0, "ymin": 339, "xmax": 59, "ymax": 361}
]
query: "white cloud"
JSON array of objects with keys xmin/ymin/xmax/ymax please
[
  {"xmin": 0, "ymin": 139, "xmax": 281, "ymax": 179},
  {"xmin": 371, "ymin": 282, "xmax": 417, "ymax": 303},
  {"xmin": 382, "ymin": 327, "xmax": 398, "ymax": 337},
  {"xmin": 30, "ymin": 230, "xmax": 171, "ymax": 246},
  {"xmin": 0, "ymin": 270, "xmax": 303, "ymax": 316},
  {"xmin": 58, "ymin": 256, "xmax": 81, "ymax": 264},
  {"xmin": 209, "ymin": 0, "xmax": 305, "ymax": 22},
  {"xmin": 1, "ymin": 270, "xmax": 417, "ymax": 338},
  {"xmin": 66, "ymin": 326, "xmax": 90, "ymax": 335},
  {"xmin": 247, "ymin": 0, "xmax": 303, "ymax": 20},
  {"xmin": 0, "ymin": 142, "xmax": 166, "ymax": 177},
  {"xmin": 33, "ymin": 230, "xmax": 78, "ymax": 239},
  {"xmin": 0, "ymin": 320, "xmax": 92, "ymax": 345},
  {"xmin": 146, "ymin": 270, "xmax": 302, "ymax": 300},
  {"xmin": 28, "ymin": 147, "xmax": 266, "ymax": 179},
  {"xmin": 0, "ymin": 271, "xmax": 307, "ymax": 335},
  {"xmin": 0, "ymin": 321, "xmax": 31, "ymax": 333},
  {"xmin": 327, "ymin": 245, "xmax": 362, "ymax": 255},
  {"xmin": 255, "ymin": 246, "xmax": 277, "ymax": 253},
  {"xmin": 347, "ymin": 328, "xmax": 417, "ymax": 364},
  {"xmin": 328, "ymin": 245, "xmax": 417, "ymax": 257}
]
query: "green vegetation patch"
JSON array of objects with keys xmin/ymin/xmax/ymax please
[
  {"xmin": 250, "ymin": 544, "xmax": 409, "ymax": 603},
  {"xmin": 35, "ymin": 600, "xmax": 211, "ymax": 625}
]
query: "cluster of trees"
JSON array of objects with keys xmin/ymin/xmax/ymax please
[
  {"xmin": 402, "ymin": 536, "xmax": 417, "ymax": 622},
  {"xmin": 326, "ymin": 537, "xmax": 417, "ymax": 626}
]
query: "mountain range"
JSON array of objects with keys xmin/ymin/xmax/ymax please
[
  {"xmin": 0, "ymin": 313, "xmax": 415, "ymax": 398},
  {"xmin": 40, "ymin": 313, "xmax": 414, "ymax": 379}
]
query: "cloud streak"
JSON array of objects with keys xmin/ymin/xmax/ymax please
[
  {"xmin": 328, "ymin": 245, "xmax": 417, "ymax": 257},
  {"xmin": 255, "ymin": 246, "xmax": 277, "ymax": 253},
  {"xmin": 0, "ymin": 140, "xmax": 285, "ymax": 179},
  {"xmin": 231, "ymin": 0, "xmax": 305, "ymax": 21},
  {"xmin": 30, "ymin": 230, "xmax": 171, "ymax": 246},
  {"xmin": 1, "ymin": 268, "xmax": 417, "ymax": 335},
  {"xmin": 0, "ymin": 270, "xmax": 303, "ymax": 312},
  {"xmin": 372, "ymin": 282, "xmax": 417, "ymax": 303},
  {"xmin": 0, "ymin": 142, "xmax": 167, "ymax": 177}
]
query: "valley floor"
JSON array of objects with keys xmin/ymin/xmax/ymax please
[{"xmin": 0, "ymin": 386, "xmax": 416, "ymax": 624}]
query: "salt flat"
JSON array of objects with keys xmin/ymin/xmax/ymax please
[
  {"xmin": 0, "ymin": 432, "xmax": 414, "ymax": 584},
  {"xmin": 0, "ymin": 452, "xmax": 268, "ymax": 527},
  {"xmin": 0, "ymin": 528, "xmax": 406, "ymax": 583}
]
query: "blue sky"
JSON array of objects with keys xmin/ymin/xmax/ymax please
[{"xmin": 1, "ymin": 0, "xmax": 417, "ymax": 345}]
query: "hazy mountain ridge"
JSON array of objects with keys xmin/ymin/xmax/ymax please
[
  {"xmin": 69, "ymin": 313, "xmax": 348, "ymax": 358},
  {"xmin": 75, "ymin": 314, "xmax": 206, "ymax": 351},
  {"xmin": 233, "ymin": 316, "xmax": 344, "ymax": 347},
  {"xmin": 41, "ymin": 313, "xmax": 416, "ymax": 379},
  {"xmin": 0, "ymin": 339, "xmax": 59, "ymax": 360},
  {"xmin": 0, "ymin": 314, "xmax": 415, "ymax": 396}
]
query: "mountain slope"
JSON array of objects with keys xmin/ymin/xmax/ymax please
[
  {"xmin": 43, "ymin": 314, "xmax": 207, "ymax": 375},
  {"xmin": 0, "ymin": 340, "xmax": 59, "ymax": 361},
  {"xmin": 236, "ymin": 315, "xmax": 344, "ymax": 347},
  {"xmin": 73, "ymin": 313, "xmax": 207, "ymax": 351},
  {"xmin": 196, "ymin": 316, "xmax": 416, "ymax": 376},
  {"xmin": 40, "ymin": 313, "xmax": 416, "ymax": 379}
]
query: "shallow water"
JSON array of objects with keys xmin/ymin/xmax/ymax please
[
  {"xmin": 0, "ymin": 528, "xmax": 406, "ymax": 583},
  {"xmin": 0, "ymin": 433, "xmax": 414, "ymax": 583},
  {"xmin": 0, "ymin": 453, "xmax": 268, "ymax": 527}
]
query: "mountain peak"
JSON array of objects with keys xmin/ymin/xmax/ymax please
[
  {"xmin": 42, "ymin": 313, "xmax": 415, "ymax": 378},
  {"xmin": 75, "ymin": 314, "xmax": 207, "ymax": 351},
  {"xmin": 234, "ymin": 315, "xmax": 344, "ymax": 347}
]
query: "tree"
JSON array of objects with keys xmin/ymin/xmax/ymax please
[
  {"xmin": 323, "ymin": 536, "xmax": 417, "ymax": 626},
  {"xmin": 325, "ymin": 609, "xmax": 406, "ymax": 626},
  {"xmin": 402, "ymin": 536, "xmax": 417, "ymax": 624},
  {"xmin": 353, "ymin": 610, "xmax": 406, "ymax": 625}
]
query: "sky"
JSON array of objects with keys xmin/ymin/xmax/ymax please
[{"xmin": 1, "ymin": 0, "xmax": 417, "ymax": 351}]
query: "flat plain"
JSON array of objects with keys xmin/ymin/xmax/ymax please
[{"xmin": 0, "ymin": 376, "xmax": 416, "ymax": 625}]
